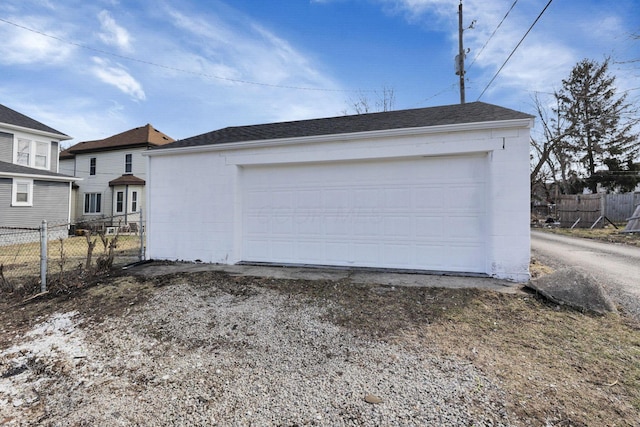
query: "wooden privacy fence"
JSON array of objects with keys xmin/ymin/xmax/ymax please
[
  {"xmin": 556, "ymin": 192, "xmax": 640, "ymax": 228},
  {"xmin": 605, "ymin": 192, "xmax": 640, "ymax": 222},
  {"xmin": 557, "ymin": 194, "xmax": 603, "ymax": 228}
]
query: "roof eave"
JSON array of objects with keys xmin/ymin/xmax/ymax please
[
  {"xmin": 144, "ymin": 117, "xmax": 534, "ymax": 157},
  {"xmin": 0, "ymin": 171, "xmax": 81, "ymax": 182},
  {"xmin": 0, "ymin": 122, "xmax": 72, "ymax": 141},
  {"xmin": 69, "ymin": 142, "xmax": 159, "ymax": 155}
]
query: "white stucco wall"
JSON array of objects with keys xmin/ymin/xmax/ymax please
[{"xmin": 146, "ymin": 119, "xmax": 532, "ymax": 281}]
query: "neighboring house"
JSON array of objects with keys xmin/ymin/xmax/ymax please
[
  {"xmin": 145, "ymin": 102, "xmax": 534, "ymax": 281},
  {"xmin": 59, "ymin": 124, "xmax": 174, "ymax": 227},
  {"xmin": 0, "ymin": 103, "xmax": 77, "ymax": 244}
]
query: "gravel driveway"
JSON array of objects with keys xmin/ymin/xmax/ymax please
[{"xmin": 1, "ymin": 273, "xmax": 510, "ymax": 426}]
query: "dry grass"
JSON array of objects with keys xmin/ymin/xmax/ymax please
[
  {"xmin": 540, "ymin": 226, "xmax": 640, "ymax": 247},
  {"xmin": 0, "ymin": 235, "xmax": 142, "ymax": 278}
]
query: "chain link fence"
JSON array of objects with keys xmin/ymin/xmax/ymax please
[{"xmin": 0, "ymin": 213, "xmax": 145, "ymax": 295}]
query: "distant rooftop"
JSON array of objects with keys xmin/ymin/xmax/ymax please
[{"xmin": 61, "ymin": 124, "xmax": 175, "ymax": 158}]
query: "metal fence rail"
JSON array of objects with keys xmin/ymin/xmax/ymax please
[{"xmin": 0, "ymin": 213, "xmax": 145, "ymax": 294}]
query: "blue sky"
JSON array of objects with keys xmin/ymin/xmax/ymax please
[{"xmin": 0, "ymin": 0, "xmax": 638, "ymax": 146}]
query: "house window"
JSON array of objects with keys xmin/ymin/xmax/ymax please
[
  {"xmin": 84, "ymin": 193, "xmax": 102, "ymax": 214},
  {"xmin": 17, "ymin": 139, "xmax": 30, "ymax": 166},
  {"xmin": 15, "ymin": 139, "xmax": 49, "ymax": 169},
  {"xmin": 125, "ymin": 154, "xmax": 132, "ymax": 174},
  {"xmin": 131, "ymin": 191, "xmax": 138, "ymax": 212},
  {"xmin": 35, "ymin": 142, "xmax": 48, "ymax": 168},
  {"xmin": 90, "ymin": 158, "xmax": 96, "ymax": 175},
  {"xmin": 116, "ymin": 191, "xmax": 124, "ymax": 213},
  {"xmin": 12, "ymin": 179, "xmax": 33, "ymax": 206}
]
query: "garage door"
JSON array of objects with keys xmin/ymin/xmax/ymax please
[{"xmin": 241, "ymin": 154, "xmax": 488, "ymax": 273}]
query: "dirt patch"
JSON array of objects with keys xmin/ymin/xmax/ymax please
[{"xmin": 1, "ymin": 270, "xmax": 639, "ymax": 426}]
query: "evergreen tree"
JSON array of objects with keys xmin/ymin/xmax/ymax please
[{"xmin": 555, "ymin": 58, "xmax": 639, "ymax": 193}]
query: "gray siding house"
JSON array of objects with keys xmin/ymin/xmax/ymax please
[{"xmin": 0, "ymin": 103, "xmax": 77, "ymax": 244}]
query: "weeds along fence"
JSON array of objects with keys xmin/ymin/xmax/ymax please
[{"xmin": 0, "ymin": 213, "xmax": 145, "ymax": 295}]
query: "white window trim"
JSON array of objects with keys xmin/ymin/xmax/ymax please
[
  {"xmin": 125, "ymin": 153, "xmax": 133, "ymax": 174},
  {"xmin": 12, "ymin": 178, "xmax": 33, "ymax": 207},
  {"xmin": 83, "ymin": 192, "xmax": 102, "ymax": 214},
  {"xmin": 13, "ymin": 137, "xmax": 51, "ymax": 170},
  {"xmin": 131, "ymin": 191, "xmax": 138, "ymax": 213},
  {"xmin": 116, "ymin": 191, "xmax": 124, "ymax": 213}
]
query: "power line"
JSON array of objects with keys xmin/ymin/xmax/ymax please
[
  {"xmin": 477, "ymin": 0, "xmax": 554, "ymax": 100},
  {"xmin": 467, "ymin": 0, "xmax": 518, "ymax": 71},
  {"xmin": 0, "ymin": 17, "xmax": 370, "ymax": 93}
]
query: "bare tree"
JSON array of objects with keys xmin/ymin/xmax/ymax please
[{"xmin": 346, "ymin": 86, "xmax": 396, "ymax": 114}]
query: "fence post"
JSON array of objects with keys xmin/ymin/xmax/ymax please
[
  {"xmin": 40, "ymin": 220, "xmax": 47, "ymax": 293},
  {"xmin": 139, "ymin": 209, "xmax": 144, "ymax": 261}
]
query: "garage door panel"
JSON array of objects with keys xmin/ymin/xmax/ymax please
[
  {"xmin": 272, "ymin": 216, "xmax": 294, "ymax": 234},
  {"xmin": 297, "ymin": 240, "xmax": 324, "ymax": 262},
  {"xmin": 448, "ymin": 216, "xmax": 484, "ymax": 237},
  {"xmin": 415, "ymin": 186, "xmax": 445, "ymax": 208},
  {"xmin": 352, "ymin": 242, "xmax": 380, "ymax": 264},
  {"xmin": 354, "ymin": 189, "xmax": 379, "ymax": 208},
  {"xmin": 385, "ymin": 244, "xmax": 412, "ymax": 266},
  {"xmin": 271, "ymin": 241, "xmax": 295, "ymax": 259},
  {"xmin": 297, "ymin": 190, "xmax": 322, "ymax": 209},
  {"xmin": 413, "ymin": 244, "xmax": 447, "ymax": 268},
  {"xmin": 447, "ymin": 186, "xmax": 484, "ymax": 209},
  {"xmin": 323, "ymin": 189, "xmax": 349, "ymax": 209},
  {"xmin": 297, "ymin": 217, "xmax": 323, "ymax": 235},
  {"xmin": 325, "ymin": 216, "xmax": 351, "ymax": 236},
  {"xmin": 241, "ymin": 155, "xmax": 487, "ymax": 273},
  {"xmin": 414, "ymin": 216, "xmax": 446, "ymax": 238},
  {"xmin": 384, "ymin": 188, "xmax": 412, "ymax": 208},
  {"xmin": 383, "ymin": 216, "xmax": 412, "ymax": 237},
  {"xmin": 325, "ymin": 241, "xmax": 350, "ymax": 262},
  {"xmin": 448, "ymin": 244, "xmax": 484, "ymax": 269},
  {"xmin": 353, "ymin": 216, "xmax": 382, "ymax": 236}
]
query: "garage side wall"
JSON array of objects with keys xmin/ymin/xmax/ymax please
[
  {"xmin": 146, "ymin": 151, "xmax": 237, "ymax": 263},
  {"xmin": 486, "ymin": 129, "xmax": 531, "ymax": 281},
  {"xmin": 146, "ymin": 124, "xmax": 531, "ymax": 281}
]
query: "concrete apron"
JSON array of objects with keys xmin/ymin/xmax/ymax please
[{"xmin": 127, "ymin": 262, "xmax": 525, "ymax": 294}]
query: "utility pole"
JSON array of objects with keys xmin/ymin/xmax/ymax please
[{"xmin": 456, "ymin": 0, "xmax": 466, "ymax": 104}]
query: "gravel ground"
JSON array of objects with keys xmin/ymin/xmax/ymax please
[{"xmin": 1, "ymin": 274, "xmax": 511, "ymax": 426}]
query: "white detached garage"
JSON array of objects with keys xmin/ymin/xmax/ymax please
[{"xmin": 145, "ymin": 102, "xmax": 534, "ymax": 281}]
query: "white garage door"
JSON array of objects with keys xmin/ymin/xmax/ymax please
[{"xmin": 241, "ymin": 154, "xmax": 488, "ymax": 273}]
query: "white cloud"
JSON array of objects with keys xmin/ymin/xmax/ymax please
[
  {"xmin": 163, "ymin": 6, "xmax": 341, "ymax": 91},
  {"xmin": 97, "ymin": 10, "xmax": 132, "ymax": 52},
  {"xmin": 0, "ymin": 16, "xmax": 74, "ymax": 65},
  {"xmin": 90, "ymin": 57, "xmax": 146, "ymax": 100}
]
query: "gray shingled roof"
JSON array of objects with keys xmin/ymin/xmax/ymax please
[
  {"xmin": 0, "ymin": 160, "xmax": 76, "ymax": 180},
  {"xmin": 0, "ymin": 103, "xmax": 69, "ymax": 138},
  {"xmin": 157, "ymin": 102, "xmax": 533, "ymax": 150}
]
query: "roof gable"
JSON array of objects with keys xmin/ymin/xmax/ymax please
[
  {"xmin": 64, "ymin": 124, "xmax": 175, "ymax": 155},
  {"xmin": 158, "ymin": 102, "xmax": 533, "ymax": 150},
  {"xmin": 0, "ymin": 103, "xmax": 69, "ymax": 138}
]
